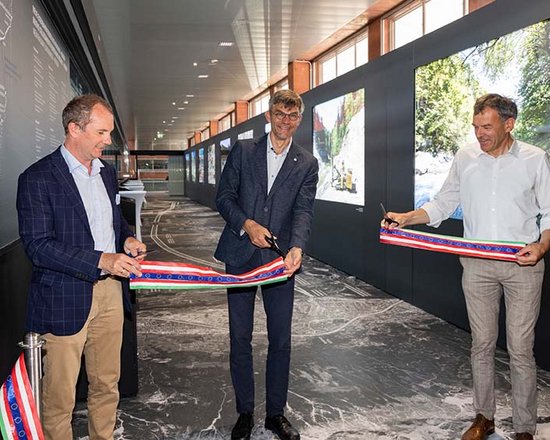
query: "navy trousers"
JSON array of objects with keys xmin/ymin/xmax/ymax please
[{"xmin": 226, "ymin": 251, "xmax": 295, "ymax": 417}]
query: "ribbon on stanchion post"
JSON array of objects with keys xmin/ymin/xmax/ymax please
[
  {"xmin": 18, "ymin": 333, "xmax": 44, "ymax": 418},
  {"xmin": 0, "ymin": 351, "xmax": 45, "ymax": 440}
]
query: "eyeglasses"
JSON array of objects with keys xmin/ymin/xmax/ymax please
[{"xmin": 271, "ymin": 110, "xmax": 301, "ymax": 122}]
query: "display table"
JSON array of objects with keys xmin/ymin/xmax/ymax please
[{"xmin": 120, "ymin": 190, "xmax": 147, "ymax": 241}]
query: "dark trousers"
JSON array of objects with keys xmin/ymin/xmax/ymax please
[{"xmin": 226, "ymin": 251, "xmax": 295, "ymax": 417}]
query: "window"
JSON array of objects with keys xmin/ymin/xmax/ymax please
[
  {"xmin": 219, "ymin": 113, "xmax": 232, "ymax": 132},
  {"xmin": 315, "ymin": 29, "xmax": 369, "ymax": 86},
  {"xmin": 336, "ymin": 44, "xmax": 355, "ymax": 76},
  {"xmin": 384, "ymin": 0, "xmax": 467, "ymax": 52},
  {"xmin": 201, "ymin": 127, "xmax": 210, "ymax": 142},
  {"xmin": 250, "ymin": 91, "xmax": 270, "ymax": 117},
  {"xmin": 273, "ymin": 79, "xmax": 289, "ymax": 92}
]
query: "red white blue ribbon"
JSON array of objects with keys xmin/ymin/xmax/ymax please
[
  {"xmin": 130, "ymin": 257, "xmax": 288, "ymax": 290},
  {"xmin": 380, "ymin": 227, "xmax": 525, "ymax": 261},
  {"xmin": 0, "ymin": 354, "xmax": 44, "ymax": 440}
]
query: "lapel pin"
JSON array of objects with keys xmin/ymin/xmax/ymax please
[{"xmin": 293, "ymin": 157, "xmax": 297, "ymax": 162}]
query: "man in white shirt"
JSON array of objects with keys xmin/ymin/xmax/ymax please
[{"xmin": 385, "ymin": 94, "xmax": 550, "ymax": 440}]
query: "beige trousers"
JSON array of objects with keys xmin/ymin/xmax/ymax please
[{"xmin": 41, "ymin": 277, "xmax": 124, "ymax": 440}]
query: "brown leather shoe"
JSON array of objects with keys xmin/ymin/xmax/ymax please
[
  {"xmin": 461, "ymin": 414, "xmax": 495, "ymax": 440},
  {"xmin": 515, "ymin": 433, "xmax": 534, "ymax": 440}
]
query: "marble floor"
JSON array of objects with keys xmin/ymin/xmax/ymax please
[{"xmin": 75, "ymin": 195, "xmax": 550, "ymax": 440}]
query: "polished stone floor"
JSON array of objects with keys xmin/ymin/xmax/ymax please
[{"xmin": 75, "ymin": 195, "xmax": 550, "ymax": 439}]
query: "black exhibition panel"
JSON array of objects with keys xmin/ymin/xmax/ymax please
[{"xmin": 298, "ymin": 67, "xmax": 369, "ymax": 281}]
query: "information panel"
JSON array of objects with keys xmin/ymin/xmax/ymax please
[{"xmin": 0, "ymin": 0, "xmax": 72, "ymax": 248}]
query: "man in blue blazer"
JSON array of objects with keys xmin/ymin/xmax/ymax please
[
  {"xmin": 215, "ymin": 90, "xmax": 318, "ymax": 440},
  {"xmin": 17, "ymin": 94, "xmax": 146, "ymax": 440}
]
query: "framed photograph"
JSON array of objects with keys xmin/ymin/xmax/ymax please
[{"xmin": 313, "ymin": 89, "xmax": 365, "ymax": 206}]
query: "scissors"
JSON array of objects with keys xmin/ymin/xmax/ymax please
[
  {"xmin": 128, "ymin": 249, "xmax": 157, "ymax": 258},
  {"xmin": 265, "ymin": 232, "xmax": 287, "ymax": 258},
  {"xmin": 380, "ymin": 202, "xmax": 399, "ymax": 226}
]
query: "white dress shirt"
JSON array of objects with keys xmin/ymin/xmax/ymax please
[
  {"xmin": 61, "ymin": 145, "xmax": 116, "ymax": 253},
  {"xmin": 422, "ymin": 139, "xmax": 550, "ymax": 243},
  {"xmin": 267, "ymin": 134, "xmax": 290, "ymax": 193}
]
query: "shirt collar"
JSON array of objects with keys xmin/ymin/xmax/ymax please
[
  {"xmin": 61, "ymin": 144, "xmax": 104, "ymax": 176},
  {"xmin": 267, "ymin": 133, "xmax": 291, "ymax": 156},
  {"xmin": 474, "ymin": 136, "xmax": 519, "ymax": 158}
]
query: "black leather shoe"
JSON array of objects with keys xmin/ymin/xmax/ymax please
[
  {"xmin": 231, "ymin": 413, "xmax": 254, "ymax": 440},
  {"xmin": 264, "ymin": 415, "xmax": 300, "ymax": 440}
]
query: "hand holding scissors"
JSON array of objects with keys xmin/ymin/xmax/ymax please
[
  {"xmin": 380, "ymin": 202, "xmax": 399, "ymax": 227},
  {"xmin": 265, "ymin": 232, "xmax": 287, "ymax": 258}
]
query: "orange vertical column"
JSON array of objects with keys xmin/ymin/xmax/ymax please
[
  {"xmin": 469, "ymin": 0, "xmax": 494, "ymax": 12},
  {"xmin": 288, "ymin": 60, "xmax": 311, "ymax": 95},
  {"xmin": 209, "ymin": 120, "xmax": 218, "ymax": 137},
  {"xmin": 368, "ymin": 18, "xmax": 382, "ymax": 62},
  {"xmin": 194, "ymin": 131, "xmax": 201, "ymax": 145},
  {"xmin": 234, "ymin": 100, "xmax": 249, "ymax": 125}
]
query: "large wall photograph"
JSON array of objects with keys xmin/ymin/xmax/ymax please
[
  {"xmin": 185, "ymin": 152, "xmax": 191, "ymax": 181},
  {"xmin": 190, "ymin": 150, "xmax": 197, "ymax": 182},
  {"xmin": 198, "ymin": 148, "xmax": 204, "ymax": 183},
  {"xmin": 207, "ymin": 143, "xmax": 215, "ymax": 185},
  {"xmin": 414, "ymin": 19, "xmax": 550, "ymax": 219},
  {"xmin": 313, "ymin": 89, "xmax": 365, "ymax": 206},
  {"xmin": 220, "ymin": 137, "xmax": 231, "ymax": 172}
]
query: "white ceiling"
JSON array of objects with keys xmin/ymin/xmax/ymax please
[{"xmin": 83, "ymin": 0, "xmax": 386, "ymax": 150}]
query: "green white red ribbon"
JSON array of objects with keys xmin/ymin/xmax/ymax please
[
  {"xmin": 0, "ymin": 354, "xmax": 44, "ymax": 440},
  {"xmin": 130, "ymin": 257, "xmax": 288, "ymax": 290},
  {"xmin": 380, "ymin": 227, "xmax": 525, "ymax": 261}
]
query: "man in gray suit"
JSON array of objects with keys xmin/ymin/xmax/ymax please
[{"xmin": 215, "ymin": 89, "xmax": 318, "ymax": 440}]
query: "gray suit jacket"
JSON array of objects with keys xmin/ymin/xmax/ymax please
[{"xmin": 215, "ymin": 134, "xmax": 319, "ymax": 267}]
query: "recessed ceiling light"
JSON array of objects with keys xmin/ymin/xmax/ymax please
[
  {"xmin": 183, "ymin": 101, "xmax": 189, "ymax": 104},
  {"xmin": 198, "ymin": 74, "xmax": 208, "ymax": 78},
  {"xmin": 172, "ymin": 102, "xmax": 176, "ymax": 105},
  {"xmin": 218, "ymin": 41, "xmax": 233, "ymax": 47},
  {"xmin": 186, "ymin": 94, "xmax": 195, "ymax": 98},
  {"xmin": 210, "ymin": 59, "xmax": 219, "ymax": 64},
  {"xmin": 162, "ymin": 120, "xmax": 166, "ymax": 123},
  {"xmin": 177, "ymin": 107, "xmax": 185, "ymax": 110},
  {"xmin": 193, "ymin": 62, "xmax": 198, "ymax": 66}
]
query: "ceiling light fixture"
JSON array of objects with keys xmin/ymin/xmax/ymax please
[
  {"xmin": 186, "ymin": 94, "xmax": 195, "ymax": 98},
  {"xmin": 198, "ymin": 74, "xmax": 208, "ymax": 78},
  {"xmin": 218, "ymin": 41, "xmax": 233, "ymax": 47},
  {"xmin": 193, "ymin": 62, "xmax": 198, "ymax": 66},
  {"xmin": 177, "ymin": 107, "xmax": 185, "ymax": 110},
  {"xmin": 183, "ymin": 101, "xmax": 189, "ymax": 104},
  {"xmin": 172, "ymin": 102, "xmax": 176, "ymax": 105}
]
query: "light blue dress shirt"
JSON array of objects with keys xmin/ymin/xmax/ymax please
[
  {"xmin": 61, "ymin": 145, "xmax": 116, "ymax": 253},
  {"xmin": 267, "ymin": 134, "xmax": 291, "ymax": 193}
]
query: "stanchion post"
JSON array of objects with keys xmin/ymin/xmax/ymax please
[{"xmin": 18, "ymin": 332, "xmax": 45, "ymax": 417}]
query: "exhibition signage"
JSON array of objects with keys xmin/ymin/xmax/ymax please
[{"xmin": 380, "ymin": 227, "xmax": 524, "ymax": 261}]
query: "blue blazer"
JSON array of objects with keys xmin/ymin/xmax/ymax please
[
  {"xmin": 16, "ymin": 147, "xmax": 134, "ymax": 336},
  {"xmin": 215, "ymin": 135, "xmax": 319, "ymax": 267}
]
